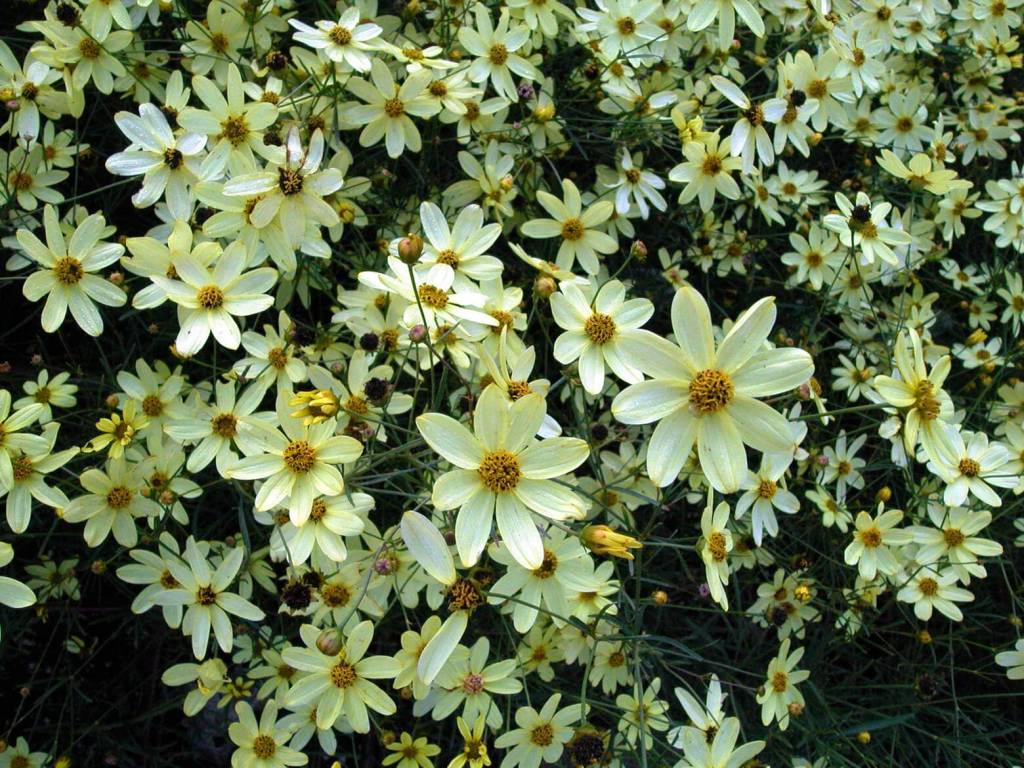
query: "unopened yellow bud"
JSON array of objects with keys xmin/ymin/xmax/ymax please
[
  {"xmin": 397, "ymin": 233, "xmax": 424, "ymax": 264},
  {"xmin": 582, "ymin": 525, "xmax": 642, "ymax": 560}
]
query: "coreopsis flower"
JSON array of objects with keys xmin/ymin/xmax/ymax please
[
  {"xmin": 669, "ymin": 676, "xmax": 726, "ymax": 746},
  {"xmin": 383, "ymin": 732, "xmax": 440, "ymax": 768},
  {"xmin": 63, "ymin": 457, "xmax": 163, "ymax": 548},
  {"xmin": 822, "ymin": 191, "xmax": 913, "ymax": 267},
  {"xmin": 928, "ymin": 428, "xmax": 1014, "ymax": 507},
  {"xmin": 289, "ymin": 8, "xmax": 383, "ymax": 72},
  {"xmin": 735, "ymin": 454, "xmax": 799, "ymax": 545},
  {"xmin": 116, "ymin": 533, "xmax": 188, "ymax": 627},
  {"xmin": 415, "ymin": 202, "xmax": 503, "ymax": 288},
  {"xmin": 710, "ymin": 76, "xmax": 774, "ymax": 173},
  {"xmin": 843, "ymin": 506, "xmax": 914, "ymax": 580},
  {"xmin": 345, "ymin": 60, "xmax": 439, "ymax": 158},
  {"xmin": 105, "ymin": 103, "xmax": 206, "ymax": 221},
  {"xmin": 549, "ymin": 279, "xmax": 654, "ymax": 395},
  {"xmin": 2, "ymin": 423, "xmax": 78, "ymax": 534},
  {"xmin": 458, "ymin": 7, "xmax": 539, "ymax": 100},
  {"xmin": 612, "ymin": 286, "xmax": 813, "ymax": 492},
  {"xmin": 520, "ymin": 178, "xmax": 617, "ymax": 275},
  {"xmin": 896, "ymin": 567, "xmax": 974, "ymax": 621},
  {"xmin": 669, "ymin": 132, "xmax": 742, "ymax": 213},
  {"xmin": 15, "ymin": 370, "xmax": 78, "ymax": 424},
  {"xmin": 154, "ymin": 538, "xmax": 264, "ymax": 659},
  {"xmin": 908, "ymin": 506, "xmax": 1002, "ymax": 583},
  {"xmin": 872, "ymin": 328, "xmax": 956, "ymax": 462},
  {"xmin": 273, "ymin": 491, "xmax": 372, "ymax": 565},
  {"xmin": 449, "ymin": 714, "xmax": 490, "ymax": 768},
  {"xmin": 0, "ymin": 737, "xmax": 48, "ymax": 768},
  {"xmin": 228, "ymin": 701, "xmax": 308, "ymax": 768},
  {"xmin": 223, "ymin": 128, "xmax": 343, "ymax": 273},
  {"xmin": 150, "ymin": 241, "xmax": 277, "ymax": 355},
  {"xmin": 488, "ymin": 527, "xmax": 595, "ymax": 632},
  {"xmin": 234, "ymin": 312, "xmax": 309, "ymax": 392},
  {"xmin": 749, "ymin": 569, "xmax": 819, "ymax": 640},
  {"xmin": 82, "ymin": 399, "xmax": 148, "ymax": 458},
  {"xmin": 177, "ymin": 65, "xmax": 280, "ymax": 178},
  {"xmin": 282, "ymin": 621, "xmax": 400, "ymax": 732},
  {"xmin": 699, "ymin": 500, "xmax": 733, "ymax": 609},
  {"xmin": 226, "ymin": 399, "xmax": 363, "ymax": 526},
  {"xmin": 0, "ymin": 391, "xmax": 47, "ymax": 490},
  {"xmin": 597, "ymin": 150, "xmax": 667, "ymax": 219},
  {"xmin": 877, "ymin": 150, "xmax": 971, "ymax": 195},
  {"xmin": 996, "ymin": 639, "xmax": 1024, "ymax": 680},
  {"xmin": 616, "ymin": 679, "xmax": 670, "ymax": 748},
  {"xmin": 494, "ymin": 694, "xmax": 583, "ymax": 768},
  {"xmin": 416, "ymin": 385, "xmax": 589, "ymax": 569},
  {"xmin": 433, "ymin": 637, "xmax": 523, "ymax": 728},
  {"xmin": 755, "ymin": 639, "xmax": 808, "ymax": 730},
  {"xmin": 19, "ymin": 204, "xmax": 126, "ymax": 336},
  {"xmin": 675, "ymin": 716, "xmax": 765, "ymax": 768}
]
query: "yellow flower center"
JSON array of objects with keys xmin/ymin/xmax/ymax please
[
  {"xmin": 142, "ymin": 394, "xmax": 163, "ymax": 417},
  {"xmin": 478, "ymin": 450, "xmax": 521, "ymax": 492},
  {"xmin": 462, "ymin": 673, "xmax": 485, "ymax": 694},
  {"xmin": 219, "ymin": 115, "xmax": 249, "ymax": 146},
  {"xmin": 251, "ymin": 734, "xmax": 276, "ymax": 759},
  {"xmin": 278, "ymin": 168, "xmax": 304, "ymax": 195},
  {"xmin": 607, "ymin": 650, "xmax": 625, "ymax": 667},
  {"xmin": 506, "ymin": 380, "xmax": 532, "ymax": 400},
  {"xmin": 701, "ymin": 154, "xmax": 723, "ymax": 176},
  {"xmin": 532, "ymin": 550, "xmax": 558, "ymax": 579},
  {"xmin": 437, "ymin": 248, "xmax": 459, "ymax": 267},
  {"xmin": 328, "ymin": 25, "xmax": 352, "ymax": 45},
  {"xmin": 212, "ymin": 413, "xmax": 238, "ymax": 437},
  {"xmin": 584, "ymin": 313, "xmax": 616, "ymax": 344},
  {"xmin": 918, "ymin": 577, "xmax": 939, "ymax": 596},
  {"xmin": 489, "ymin": 43, "xmax": 509, "ymax": 65},
  {"xmin": 268, "ymin": 346, "xmax": 289, "ymax": 369},
  {"xmin": 54, "ymin": 257, "xmax": 85, "ymax": 285},
  {"xmin": 771, "ymin": 671, "xmax": 789, "ymax": 692},
  {"xmin": 417, "ymin": 284, "xmax": 449, "ymax": 308},
  {"xmin": 79, "ymin": 37, "xmax": 101, "ymax": 59},
  {"xmin": 447, "ymin": 578, "xmax": 484, "ymax": 611},
  {"xmin": 163, "ymin": 148, "xmax": 183, "ymax": 169},
  {"xmin": 688, "ymin": 369, "xmax": 734, "ymax": 414},
  {"xmin": 106, "ymin": 486, "xmax": 133, "ymax": 509},
  {"xmin": 957, "ymin": 458, "xmax": 980, "ymax": 477},
  {"xmin": 384, "ymin": 97, "xmax": 405, "ymax": 118},
  {"xmin": 196, "ymin": 585, "xmax": 217, "ymax": 605},
  {"xmin": 283, "ymin": 440, "xmax": 316, "ymax": 473},
  {"xmin": 321, "ymin": 583, "xmax": 351, "ymax": 607},
  {"xmin": 943, "ymin": 528, "xmax": 965, "ymax": 547},
  {"xmin": 560, "ymin": 217, "xmax": 585, "ymax": 241},
  {"xmin": 617, "ymin": 16, "xmax": 637, "ymax": 34},
  {"xmin": 859, "ymin": 526, "xmax": 882, "ymax": 548},
  {"xmin": 707, "ymin": 531, "xmax": 728, "ymax": 562},
  {"xmin": 531, "ymin": 724, "xmax": 555, "ymax": 746},
  {"xmin": 329, "ymin": 661, "xmax": 357, "ymax": 688},
  {"xmin": 12, "ymin": 455, "xmax": 33, "ymax": 482},
  {"xmin": 757, "ymin": 479, "xmax": 777, "ymax": 498}
]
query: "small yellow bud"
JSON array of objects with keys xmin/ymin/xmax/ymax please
[
  {"xmin": 651, "ymin": 589, "xmax": 669, "ymax": 605},
  {"xmin": 875, "ymin": 486, "xmax": 892, "ymax": 503},
  {"xmin": 397, "ymin": 233, "xmax": 424, "ymax": 264},
  {"xmin": 917, "ymin": 629, "xmax": 932, "ymax": 644},
  {"xmin": 581, "ymin": 525, "xmax": 642, "ymax": 560},
  {"xmin": 856, "ymin": 731, "xmax": 871, "ymax": 744}
]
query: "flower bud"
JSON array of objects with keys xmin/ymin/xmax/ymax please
[
  {"xmin": 651, "ymin": 589, "xmax": 669, "ymax": 605},
  {"xmin": 316, "ymin": 628, "xmax": 344, "ymax": 656},
  {"xmin": 535, "ymin": 276, "xmax": 557, "ymax": 298},
  {"xmin": 629, "ymin": 240, "xmax": 648, "ymax": 261},
  {"xmin": 397, "ymin": 233, "xmax": 424, "ymax": 264},
  {"xmin": 582, "ymin": 525, "xmax": 642, "ymax": 560},
  {"xmin": 408, "ymin": 324, "xmax": 427, "ymax": 343}
]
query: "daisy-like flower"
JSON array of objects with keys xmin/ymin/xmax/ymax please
[
  {"xmin": 178, "ymin": 64, "xmax": 280, "ymax": 179},
  {"xmin": 735, "ymin": 454, "xmax": 799, "ymax": 545},
  {"xmin": 669, "ymin": 132, "xmax": 742, "ymax": 213},
  {"xmin": 928, "ymin": 428, "xmax": 1014, "ymax": 507},
  {"xmin": 358, "ymin": 256, "xmax": 497, "ymax": 332},
  {"xmin": 909, "ymin": 506, "xmax": 1002, "ymax": 583},
  {"xmin": 82, "ymin": 399, "xmax": 148, "ymax": 458},
  {"xmin": 872, "ymin": 328, "xmax": 956, "ymax": 462},
  {"xmin": 416, "ymin": 385, "xmax": 589, "ymax": 569},
  {"xmin": 616, "ymin": 679, "xmax": 670, "ymax": 748},
  {"xmin": 450, "ymin": 714, "xmax": 490, "ymax": 768},
  {"xmin": 234, "ymin": 312, "xmax": 309, "ymax": 393},
  {"xmin": 19, "ymin": 205, "xmax": 126, "ymax": 337},
  {"xmin": 415, "ymin": 202, "xmax": 503, "ymax": 288},
  {"xmin": 877, "ymin": 150, "xmax": 971, "ymax": 196},
  {"xmin": 63, "ymin": 457, "xmax": 163, "ymax": 548},
  {"xmin": 383, "ymin": 732, "xmax": 441, "ymax": 768},
  {"xmin": 488, "ymin": 527, "xmax": 595, "ymax": 632},
  {"xmin": 0, "ymin": 737, "xmax": 47, "ymax": 768},
  {"xmin": 289, "ymin": 7, "xmax": 382, "ymax": 72},
  {"xmin": 223, "ymin": 129, "xmax": 343, "ymax": 274},
  {"xmin": 226, "ymin": 398, "xmax": 364, "ymax": 526},
  {"xmin": 755, "ymin": 639, "xmax": 808, "ymax": 730},
  {"xmin": 550, "ymin": 280, "xmax": 654, "ymax": 395},
  {"xmin": 2, "ymin": 423, "xmax": 77, "ymax": 534},
  {"xmin": 458, "ymin": 7, "xmax": 539, "ymax": 101},
  {"xmin": 896, "ymin": 566, "xmax": 974, "ymax": 621},
  {"xmin": 699, "ymin": 500, "xmax": 733, "ymax": 609},
  {"xmin": 282, "ymin": 621, "xmax": 400, "ymax": 732},
  {"xmin": 520, "ymin": 178, "xmax": 617, "ymax": 275},
  {"xmin": 345, "ymin": 60, "xmax": 439, "ymax": 158},
  {"xmin": 669, "ymin": 676, "xmax": 726, "ymax": 746},
  {"xmin": 597, "ymin": 150, "xmax": 667, "ymax": 219},
  {"xmin": 612, "ymin": 286, "xmax": 813, "ymax": 492},
  {"xmin": 15, "ymin": 370, "xmax": 78, "ymax": 424},
  {"xmin": 150, "ymin": 241, "xmax": 277, "ymax": 355},
  {"xmin": 710, "ymin": 76, "xmax": 774, "ymax": 173},
  {"xmin": 494, "ymin": 693, "xmax": 583, "ymax": 768},
  {"xmin": 105, "ymin": 103, "xmax": 206, "ymax": 221},
  {"xmin": 154, "ymin": 538, "xmax": 264, "ymax": 659},
  {"xmin": 274, "ymin": 491, "xmax": 372, "ymax": 565},
  {"xmin": 433, "ymin": 636, "xmax": 523, "ymax": 729},
  {"xmin": 843, "ymin": 505, "xmax": 914, "ymax": 580},
  {"xmin": 228, "ymin": 700, "xmax": 308, "ymax": 768},
  {"xmin": 822, "ymin": 191, "xmax": 913, "ymax": 267}
]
